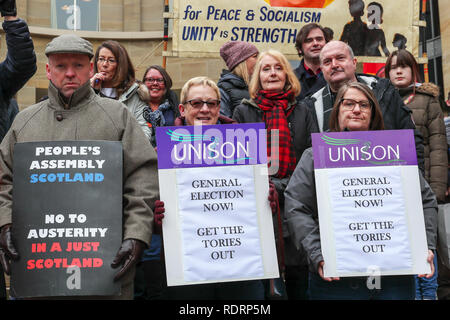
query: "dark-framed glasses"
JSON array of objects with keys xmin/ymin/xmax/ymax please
[
  {"xmin": 144, "ymin": 77, "xmax": 164, "ymax": 84},
  {"xmin": 184, "ymin": 99, "xmax": 220, "ymax": 109},
  {"xmin": 340, "ymin": 98, "xmax": 372, "ymax": 112}
]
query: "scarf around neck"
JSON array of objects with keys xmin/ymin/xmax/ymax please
[{"xmin": 254, "ymin": 90, "xmax": 296, "ymax": 178}]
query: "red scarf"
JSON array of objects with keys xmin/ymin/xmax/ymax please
[{"xmin": 254, "ymin": 90, "xmax": 296, "ymax": 178}]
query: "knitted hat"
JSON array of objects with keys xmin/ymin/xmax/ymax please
[
  {"xmin": 220, "ymin": 41, "xmax": 259, "ymax": 71},
  {"xmin": 45, "ymin": 34, "xmax": 94, "ymax": 59}
]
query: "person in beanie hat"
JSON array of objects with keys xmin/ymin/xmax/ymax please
[
  {"xmin": 0, "ymin": 33, "xmax": 159, "ymax": 300},
  {"xmin": 217, "ymin": 41, "xmax": 259, "ymax": 117}
]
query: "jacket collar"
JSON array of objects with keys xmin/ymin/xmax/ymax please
[
  {"xmin": 48, "ymin": 80, "xmax": 94, "ymax": 110},
  {"xmin": 119, "ymin": 82, "xmax": 140, "ymax": 103},
  {"xmin": 295, "ymin": 59, "xmax": 322, "ymax": 79},
  {"xmin": 218, "ymin": 70, "xmax": 247, "ymax": 89}
]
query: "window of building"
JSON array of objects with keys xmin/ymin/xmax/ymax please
[{"xmin": 51, "ymin": 0, "xmax": 100, "ymax": 31}]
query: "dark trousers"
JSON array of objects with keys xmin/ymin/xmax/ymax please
[
  {"xmin": 285, "ymin": 265, "xmax": 309, "ymax": 300},
  {"xmin": 437, "ymin": 253, "xmax": 450, "ymax": 300},
  {"xmin": 164, "ymin": 280, "xmax": 265, "ymax": 300},
  {"xmin": 0, "ymin": 264, "xmax": 5, "ymax": 300},
  {"xmin": 308, "ymin": 272, "xmax": 415, "ymax": 300},
  {"xmin": 134, "ymin": 260, "xmax": 164, "ymax": 300}
]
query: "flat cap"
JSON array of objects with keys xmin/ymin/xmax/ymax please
[{"xmin": 45, "ymin": 34, "xmax": 94, "ymax": 59}]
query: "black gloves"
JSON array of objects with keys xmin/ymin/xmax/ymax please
[
  {"xmin": 111, "ymin": 239, "xmax": 145, "ymax": 282},
  {"xmin": 0, "ymin": 0, "xmax": 17, "ymax": 17},
  {"xmin": 0, "ymin": 224, "xmax": 19, "ymax": 275}
]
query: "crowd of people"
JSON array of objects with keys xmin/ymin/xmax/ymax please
[{"xmin": 0, "ymin": 0, "xmax": 449, "ymax": 300}]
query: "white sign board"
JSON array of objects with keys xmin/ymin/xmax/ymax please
[
  {"xmin": 312, "ymin": 130, "xmax": 431, "ymax": 277},
  {"xmin": 156, "ymin": 123, "xmax": 279, "ymax": 286}
]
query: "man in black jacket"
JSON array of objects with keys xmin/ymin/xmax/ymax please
[
  {"xmin": 293, "ymin": 23, "xmax": 330, "ymax": 101},
  {"xmin": 301, "ymin": 40, "xmax": 424, "ymax": 171},
  {"xmin": 0, "ymin": 0, "xmax": 37, "ymax": 299}
]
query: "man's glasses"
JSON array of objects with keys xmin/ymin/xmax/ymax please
[
  {"xmin": 144, "ymin": 77, "xmax": 165, "ymax": 84},
  {"xmin": 98, "ymin": 57, "xmax": 116, "ymax": 65},
  {"xmin": 340, "ymin": 98, "xmax": 372, "ymax": 112},
  {"xmin": 184, "ymin": 99, "xmax": 220, "ymax": 109}
]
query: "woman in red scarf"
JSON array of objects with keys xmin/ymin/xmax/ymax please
[{"xmin": 233, "ymin": 49, "xmax": 319, "ymax": 300}]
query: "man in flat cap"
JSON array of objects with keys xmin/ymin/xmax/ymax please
[{"xmin": 0, "ymin": 34, "xmax": 159, "ymax": 299}]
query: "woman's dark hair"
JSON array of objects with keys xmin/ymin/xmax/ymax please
[
  {"xmin": 143, "ymin": 65, "xmax": 179, "ymax": 108},
  {"xmin": 385, "ymin": 49, "xmax": 422, "ymax": 84},
  {"xmin": 93, "ymin": 40, "xmax": 135, "ymax": 97},
  {"xmin": 329, "ymin": 81, "xmax": 385, "ymax": 132},
  {"xmin": 142, "ymin": 65, "xmax": 173, "ymax": 92}
]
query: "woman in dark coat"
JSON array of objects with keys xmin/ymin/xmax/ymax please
[
  {"xmin": 217, "ymin": 41, "xmax": 259, "ymax": 118},
  {"xmin": 233, "ymin": 49, "xmax": 319, "ymax": 300}
]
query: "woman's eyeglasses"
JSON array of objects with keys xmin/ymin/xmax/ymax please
[
  {"xmin": 98, "ymin": 57, "xmax": 116, "ymax": 65},
  {"xmin": 340, "ymin": 98, "xmax": 372, "ymax": 112},
  {"xmin": 184, "ymin": 99, "xmax": 220, "ymax": 109},
  {"xmin": 144, "ymin": 77, "xmax": 165, "ymax": 84}
]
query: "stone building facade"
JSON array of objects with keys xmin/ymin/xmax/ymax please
[
  {"xmin": 0, "ymin": 0, "xmax": 448, "ymax": 110},
  {"xmin": 0, "ymin": 0, "xmax": 225, "ymax": 110}
]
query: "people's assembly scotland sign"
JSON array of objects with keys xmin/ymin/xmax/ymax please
[
  {"xmin": 11, "ymin": 141, "xmax": 122, "ymax": 298},
  {"xmin": 168, "ymin": 0, "xmax": 422, "ymax": 62},
  {"xmin": 156, "ymin": 123, "xmax": 279, "ymax": 286},
  {"xmin": 312, "ymin": 130, "xmax": 431, "ymax": 277}
]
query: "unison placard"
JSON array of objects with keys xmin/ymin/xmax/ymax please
[
  {"xmin": 156, "ymin": 123, "xmax": 279, "ymax": 286},
  {"xmin": 312, "ymin": 130, "xmax": 430, "ymax": 277},
  {"xmin": 11, "ymin": 141, "xmax": 123, "ymax": 298}
]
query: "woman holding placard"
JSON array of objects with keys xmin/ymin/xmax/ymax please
[
  {"xmin": 154, "ymin": 76, "xmax": 279, "ymax": 300},
  {"xmin": 233, "ymin": 49, "xmax": 319, "ymax": 299},
  {"xmin": 285, "ymin": 81, "xmax": 437, "ymax": 300}
]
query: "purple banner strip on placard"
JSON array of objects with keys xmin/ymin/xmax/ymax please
[
  {"xmin": 156, "ymin": 123, "xmax": 267, "ymax": 169},
  {"xmin": 312, "ymin": 130, "xmax": 417, "ymax": 169}
]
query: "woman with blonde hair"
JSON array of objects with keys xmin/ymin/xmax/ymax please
[
  {"xmin": 154, "ymin": 76, "xmax": 280, "ymax": 300},
  {"xmin": 233, "ymin": 49, "xmax": 318, "ymax": 300}
]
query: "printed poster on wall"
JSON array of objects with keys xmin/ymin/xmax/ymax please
[
  {"xmin": 11, "ymin": 141, "xmax": 123, "ymax": 298},
  {"xmin": 156, "ymin": 123, "xmax": 279, "ymax": 286},
  {"xmin": 312, "ymin": 130, "xmax": 431, "ymax": 277},
  {"xmin": 169, "ymin": 0, "xmax": 422, "ymax": 62}
]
